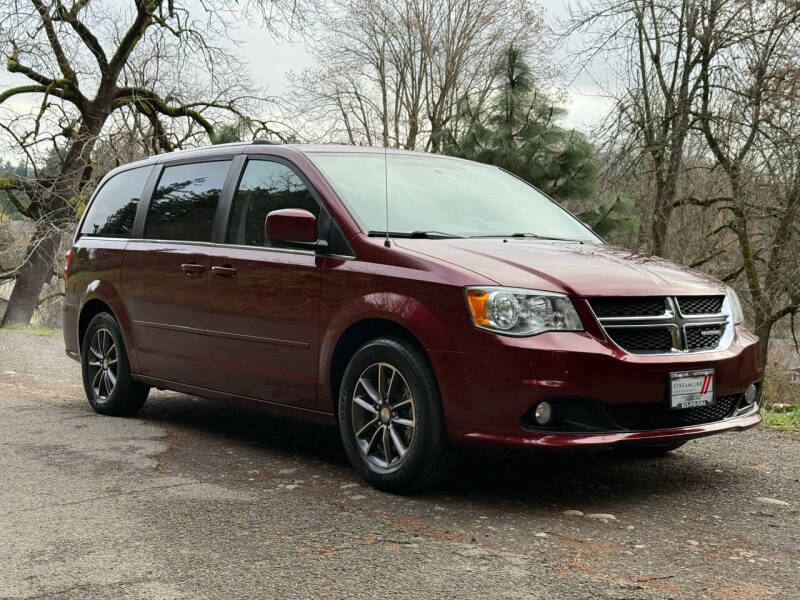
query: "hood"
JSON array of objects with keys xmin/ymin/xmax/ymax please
[{"xmin": 394, "ymin": 238, "xmax": 725, "ymax": 297}]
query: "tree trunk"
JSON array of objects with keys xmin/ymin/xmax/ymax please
[
  {"xmin": 405, "ymin": 116, "xmax": 418, "ymax": 149},
  {"xmin": 1, "ymin": 109, "xmax": 105, "ymax": 327},
  {"xmin": 1, "ymin": 225, "xmax": 61, "ymax": 326},
  {"xmin": 429, "ymin": 112, "xmax": 443, "ymax": 153},
  {"xmin": 755, "ymin": 319, "xmax": 772, "ymax": 369},
  {"xmin": 651, "ymin": 177, "xmax": 675, "ymax": 257}
]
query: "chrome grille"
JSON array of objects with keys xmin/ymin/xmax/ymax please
[{"xmin": 587, "ymin": 296, "xmax": 730, "ymax": 355}]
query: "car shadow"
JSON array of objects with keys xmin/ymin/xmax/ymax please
[
  {"xmin": 446, "ymin": 447, "xmax": 723, "ymax": 506},
  {"xmin": 136, "ymin": 391, "xmax": 739, "ymax": 510},
  {"xmin": 137, "ymin": 391, "xmax": 346, "ymax": 461}
]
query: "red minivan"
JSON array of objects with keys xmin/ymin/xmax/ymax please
[{"xmin": 63, "ymin": 142, "xmax": 763, "ymax": 491}]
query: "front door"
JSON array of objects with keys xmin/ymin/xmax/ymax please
[
  {"xmin": 123, "ymin": 159, "xmax": 232, "ymax": 385},
  {"xmin": 203, "ymin": 158, "xmax": 323, "ymax": 410}
]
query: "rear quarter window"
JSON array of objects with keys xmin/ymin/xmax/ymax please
[{"xmin": 80, "ymin": 166, "xmax": 151, "ymax": 238}]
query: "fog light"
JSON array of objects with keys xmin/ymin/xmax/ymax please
[
  {"xmin": 534, "ymin": 401, "xmax": 552, "ymax": 425},
  {"xmin": 744, "ymin": 383, "xmax": 758, "ymax": 405}
]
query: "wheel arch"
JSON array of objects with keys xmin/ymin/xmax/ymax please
[
  {"xmin": 77, "ymin": 281, "xmax": 138, "ymax": 371},
  {"xmin": 78, "ymin": 299, "xmax": 115, "ymax": 349},
  {"xmin": 320, "ymin": 290, "xmax": 461, "ymax": 416},
  {"xmin": 327, "ymin": 318, "xmax": 433, "ymax": 414}
]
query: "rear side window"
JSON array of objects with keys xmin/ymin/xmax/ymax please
[
  {"xmin": 145, "ymin": 161, "xmax": 230, "ymax": 242},
  {"xmin": 227, "ymin": 160, "xmax": 319, "ymax": 247},
  {"xmin": 80, "ymin": 166, "xmax": 150, "ymax": 237}
]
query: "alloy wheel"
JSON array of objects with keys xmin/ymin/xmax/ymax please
[
  {"xmin": 351, "ymin": 362, "xmax": 416, "ymax": 471},
  {"xmin": 87, "ymin": 328, "xmax": 118, "ymax": 402}
]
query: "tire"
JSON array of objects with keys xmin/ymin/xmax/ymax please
[
  {"xmin": 81, "ymin": 312, "xmax": 149, "ymax": 416},
  {"xmin": 338, "ymin": 336, "xmax": 453, "ymax": 493}
]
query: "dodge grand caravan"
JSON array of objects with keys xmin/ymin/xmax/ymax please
[{"xmin": 63, "ymin": 142, "xmax": 763, "ymax": 491}]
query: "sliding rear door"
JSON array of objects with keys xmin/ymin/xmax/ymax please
[{"xmin": 123, "ymin": 159, "xmax": 232, "ymax": 385}]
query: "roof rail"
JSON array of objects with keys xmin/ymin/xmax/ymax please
[{"xmin": 251, "ymin": 139, "xmax": 281, "ymax": 145}]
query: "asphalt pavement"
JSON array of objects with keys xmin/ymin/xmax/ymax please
[{"xmin": 1, "ymin": 330, "xmax": 798, "ymax": 599}]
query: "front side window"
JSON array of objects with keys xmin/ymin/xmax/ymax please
[
  {"xmin": 227, "ymin": 160, "xmax": 319, "ymax": 247},
  {"xmin": 80, "ymin": 166, "xmax": 151, "ymax": 237},
  {"xmin": 145, "ymin": 161, "xmax": 230, "ymax": 242},
  {"xmin": 308, "ymin": 152, "xmax": 600, "ymax": 242}
]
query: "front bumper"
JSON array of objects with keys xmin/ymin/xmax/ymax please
[
  {"xmin": 459, "ymin": 406, "xmax": 761, "ymax": 449},
  {"xmin": 429, "ymin": 324, "xmax": 763, "ymax": 448}
]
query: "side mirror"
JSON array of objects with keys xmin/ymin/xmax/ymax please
[{"xmin": 265, "ymin": 209, "xmax": 318, "ymax": 245}]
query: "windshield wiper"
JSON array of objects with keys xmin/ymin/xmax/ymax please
[
  {"xmin": 367, "ymin": 230, "xmax": 462, "ymax": 239},
  {"xmin": 470, "ymin": 232, "xmax": 583, "ymax": 242},
  {"xmin": 410, "ymin": 230, "xmax": 462, "ymax": 238}
]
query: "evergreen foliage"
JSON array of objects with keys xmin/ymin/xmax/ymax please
[{"xmin": 443, "ymin": 46, "xmax": 598, "ymax": 202}]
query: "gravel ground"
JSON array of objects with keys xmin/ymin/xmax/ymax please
[{"xmin": 1, "ymin": 330, "xmax": 798, "ymax": 600}]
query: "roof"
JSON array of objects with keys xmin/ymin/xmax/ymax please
[
  {"xmin": 285, "ymin": 144, "xmax": 447, "ymax": 159},
  {"xmin": 98, "ymin": 141, "xmax": 475, "ymax": 183}
]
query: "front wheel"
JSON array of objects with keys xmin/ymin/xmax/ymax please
[
  {"xmin": 81, "ymin": 312, "xmax": 149, "ymax": 416},
  {"xmin": 338, "ymin": 336, "xmax": 452, "ymax": 493}
]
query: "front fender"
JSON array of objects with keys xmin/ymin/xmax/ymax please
[{"xmin": 318, "ymin": 290, "xmax": 463, "ymax": 403}]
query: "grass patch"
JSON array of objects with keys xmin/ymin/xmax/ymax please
[
  {"xmin": 760, "ymin": 369, "xmax": 800, "ymax": 433},
  {"xmin": 762, "ymin": 403, "xmax": 800, "ymax": 433},
  {"xmin": 0, "ymin": 324, "xmax": 60, "ymax": 337}
]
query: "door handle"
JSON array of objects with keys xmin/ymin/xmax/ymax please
[
  {"xmin": 211, "ymin": 265, "xmax": 238, "ymax": 278},
  {"xmin": 180, "ymin": 262, "xmax": 205, "ymax": 276}
]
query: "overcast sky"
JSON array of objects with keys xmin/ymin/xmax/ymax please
[
  {"xmin": 0, "ymin": 1, "xmax": 615, "ymax": 163},
  {"xmin": 234, "ymin": 2, "xmax": 614, "ymax": 134}
]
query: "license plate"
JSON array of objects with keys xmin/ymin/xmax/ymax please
[{"xmin": 669, "ymin": 369, "xmax": 714, "ymax": 410}]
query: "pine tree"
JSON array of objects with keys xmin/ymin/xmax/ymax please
[{"xmin": 443, "ymin": 46, "xmax": 598, "ymax": 201}]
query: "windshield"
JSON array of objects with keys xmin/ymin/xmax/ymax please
[{"xmin": 308, "ymin": 152, "xmax": 600, "ymax": 242}]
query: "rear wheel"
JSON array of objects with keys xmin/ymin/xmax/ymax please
[
  {"xmin": 338, "ymin": 336, "xmax": 452, "ymax": 492},
  {"xmin": 81, "ymin": 312, "xmax": 149, "ymax": 416}
]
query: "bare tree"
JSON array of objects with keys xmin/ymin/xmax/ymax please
[
  {"xmin": 568, "ymin": 0, "xmax": 709, "ymax": 256},
  {"xmin": 691, "ymin": 0, "xmax": 800, "ymax": 363},
  {"xmin": 569, "ymin": 0, "xmax": 800, "ymax": 364},
  {"xmin": 0, "ymin": 0, "xmax": 311, "ymax": 326},
  {"xmin": 287, "ymin": 0, "xmax": 550, "ymax": 151}
]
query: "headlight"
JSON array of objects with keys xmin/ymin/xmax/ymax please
[
  {"xmin": 465, "ymin": 287, "xmax": 583, "ymax": 336},
  {"xmin": 725, "ymin": 286, "xmax": 744, "ymax": 325}
]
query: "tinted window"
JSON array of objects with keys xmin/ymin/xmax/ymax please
[
  {"xmin": 80, "ymin": 166, "xmax": 150, "ymax": 237},
  {"xmin": 227, "ymin": 160, "xmax": 319, "ymax": 247},
  {"xmin": 145, "ymin": 161, "xmax": 230, "ymax": 242}
]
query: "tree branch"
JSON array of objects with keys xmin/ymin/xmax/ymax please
[
  {"xmin": 31, "ymin": 0, "xmax": 79, "ymax": 84},
  {"xmin": 0, "ymin": 174, "xmax": 45, "ymax": 219},
  {"xmin": 37, "ymin": 290, "xmax": 65, "ymax": 306},
  {"xmin": 771, "ymin": 302, "xmax": 800, "ymax": 325},
  {"xmin": 2, "ymin": 188, "xmax": 30, "ymax": 217},
  {"xmin": 108, "ymin": 0, "xmax": 159, "ymax": 79},
  {"xmin": 689, "ymin": 249, "xmax": 725, "ymax": 269},
  {"xmin": 720, "ymin": 266, "xmax": 745, "ymax": 283},
  {"xmin": 53, "ymin": 0, "xmax": 109, "ymax": 71},
  {"xmin": 672, "ymin": 195, "xmax": 733, "ymax": 209},
  {"xmin": 0, "ymin": 84, "xmax": 48, "ymax": 104},
  {"xmin": 113, "ymin": 87, "xmax": 216, "ymax": 139},
  {"xmin": 6, "ymin": 45, "xmax": 82, "ymax": 106},
  {"xmin": 7, "ymin": 43, "xmax": 56, "ymax": 87}
]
